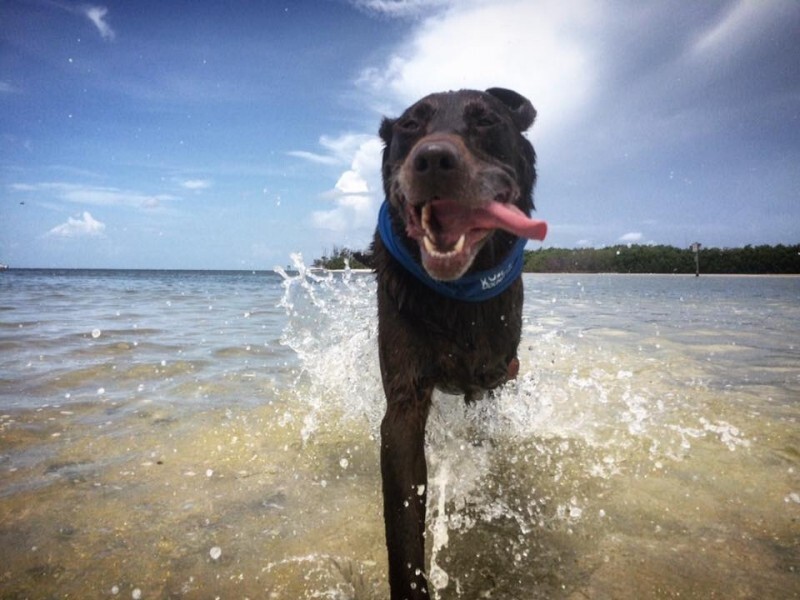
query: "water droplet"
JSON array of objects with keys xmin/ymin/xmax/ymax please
[
  {"xmin": 91, "ymin": 328, "xmax": 101, "ymax": 338},
  {"xmin": 429, "ymin": 564, "xmax": 449, "ymax": 590}
]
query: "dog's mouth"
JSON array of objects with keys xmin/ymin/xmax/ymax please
[{"xmin": 404, "ymin": 197, "xmax": 547, "ymax": 281}]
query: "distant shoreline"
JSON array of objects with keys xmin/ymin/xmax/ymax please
[
  {"xmin": 3, "ymin": 268, "xmax": 798, "ymax": 279},
  {"xmin": 314, "ymin": 243, "xmax": 800, "ymax": 276}
]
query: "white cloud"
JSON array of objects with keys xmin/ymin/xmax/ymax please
[
  {"xmin": 290, "ymin": 133, "xmax": 376, "ymax": 167},
  {"xmin": 349, "ymin": 0, "xmax": 450, "ymax": 18},
  {"xmin": 47, "ymin": 212, "xmax": 106, "ymax": 238},
  {"xmin": 619, "ymin": 232, "xmax": 643, "ymax": 243},
  {"xmin": 83, "ymin": 6, "xmax": 115, "ymax": 41},
  {"xmin": 286, "ymin": 151, "xmax": 341, "ymax": 166},
  {"xmin": 311, "ymin": 136, "xmax": 384, "ymax": 234},
  {"xmin": 11, "ymin": 182, "xmax": 175, "ymax": 209},
  {"xmin": 180, "ymin": 179, "xmax": 212, "ymax": 190},
  {"xmin": 292, "ymin": 132, "xmax": 384, "ymax": 235},
  {"xmin": 355, "ymin": 0, "xmax": 598, "ymax": 137}
]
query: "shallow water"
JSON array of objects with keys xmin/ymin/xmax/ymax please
[{"xmin": 1, "ymin": 267, "xmax": 798, "ymax": 598}]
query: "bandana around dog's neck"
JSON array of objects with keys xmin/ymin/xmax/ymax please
[{"xmin": 378, "ymin": 200, "xmax": 528, "ymax": 302}]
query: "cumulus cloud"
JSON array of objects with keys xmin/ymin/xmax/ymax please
[
  {"xmin": 83, "ymin": 6, "xmax": 115, "ymax": 41},
  {"xmin": 310, "ymin": 136, "xmax": 384, "ymax": 234},
  {"xmin": 355, "ymin": 0, "xmax": 598, "ymax": 137},
  {"xmin": 47, "ymin": 212, "xmax": 106, "ymax": 238},
  {"xmin": 619, "ymin": 232, "xmax": 643, "ymax": 243},
  {"xmin": 290, "ymin": 132, "xmax": 384, "ymax": 235}
]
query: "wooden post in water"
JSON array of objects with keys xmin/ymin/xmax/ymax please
[{"xmin": 690, "ymin": 242, "xmax": 702, "ymax": 277}]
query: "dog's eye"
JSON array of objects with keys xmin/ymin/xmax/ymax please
[
  {"xmin": 466, "ymin": 104, "xmax": 500, "ymax": 129},
  {"xmin": 398, "ymin": 119, "xmax": 420, "ymax": 132},
  {"xmin": 476, "ymin": 114, "xmax": 499, "ymax": 128}
]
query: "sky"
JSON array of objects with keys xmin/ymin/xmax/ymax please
[{"xmin": 1, "ymin": 0, "xmax": 799, "ymax": 269}]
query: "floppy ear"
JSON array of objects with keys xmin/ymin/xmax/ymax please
[
  {"xmin": 485, "ymin": 87, "xmax": 537, "ymax": 131},
  {"xmin": 379, "ymin": 117, "xmax": 395, "ymax": 144}
]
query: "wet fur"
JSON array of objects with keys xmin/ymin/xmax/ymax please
[{"xmin": 372, "ymin": 88, "xmax": 538, "ymax": 598}]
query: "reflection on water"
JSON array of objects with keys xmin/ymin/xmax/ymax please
[{"xmin": 0, "ymin": 268, "xmax": 798, "ymax": 598}]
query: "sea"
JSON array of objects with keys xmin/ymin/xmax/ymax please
[{"xmin": 1, "ymin": 262, "xmax": 798, "ymax": 599}]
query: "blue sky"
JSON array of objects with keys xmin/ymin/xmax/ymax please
[{"xmin": 2, "ymin": 0, "xmax": 799, "ymax": 269}]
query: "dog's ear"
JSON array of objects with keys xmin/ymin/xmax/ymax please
[
  {"xmin": 379, "ymin": 117, "xmax": 395, "ymax": 144},
  {"xmin": 485, "ymin": 88, "xmax": 537, "ymax": 131}
]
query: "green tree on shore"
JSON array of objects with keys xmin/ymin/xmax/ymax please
[
  {"xmin": 522, "ymin": 244, "xmax": 799, "ymax": 274},
  {"xmin": 315, "ymin": 243, "xmax": 800, "ymax": 274},
  {"xmin": 313, "ymin": 246, "xmax": 369, "ymax": 270}
]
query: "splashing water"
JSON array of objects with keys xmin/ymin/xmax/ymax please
[
  {"xmin": 275, "ymin": 253, "xmax": 383, "ymax": 442},
  {"xmin": 272, "ymin": 261, "xmax": 800, "ymax": 597}
]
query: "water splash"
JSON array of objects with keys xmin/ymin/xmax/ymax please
[
  {"xmin": 275, "ymin": 253, "xmax": 382, "ymax": 442},
  {"xmin": 275, "ymin": 258, "xmax": 759, "ymax": 594}
]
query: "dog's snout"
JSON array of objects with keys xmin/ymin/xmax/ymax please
[{"xmin": 412, "ymin": 141, "xmax": 460, "ymax": 176}]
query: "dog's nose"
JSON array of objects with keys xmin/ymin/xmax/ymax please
[{"xmin": 412, "ymin": 140, "xmax": 461, "ymax": 176}]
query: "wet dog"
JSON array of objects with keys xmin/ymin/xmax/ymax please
[{"xmin": 372, "ymin": 88, "xmax": 547, "ymax": 598}]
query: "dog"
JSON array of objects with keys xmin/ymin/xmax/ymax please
[{"xmin": 371, "ymin": 88, "xmax": 547, "ymax": 599}]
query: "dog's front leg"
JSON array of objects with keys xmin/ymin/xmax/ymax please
[{"xmin": 381, "ymin": 388, "xmax": 432, "ymax": 599}]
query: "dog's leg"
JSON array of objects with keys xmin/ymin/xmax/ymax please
[{"xmin": 381, "ymin": 389, "xmax": 432, "ymax": 599}]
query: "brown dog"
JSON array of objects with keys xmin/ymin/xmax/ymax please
[{"xmin": 371, "ymin": 88, "xmax": 547, "ymax": 598}]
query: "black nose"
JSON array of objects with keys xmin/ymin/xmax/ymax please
[{"xmin": 412, "ymin": 140, "xmax": 460, "ymax": 175}]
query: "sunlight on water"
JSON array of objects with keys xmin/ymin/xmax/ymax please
[{"xmin": 0, "ymin": 268, "xmax": 798, "ymax": 598}]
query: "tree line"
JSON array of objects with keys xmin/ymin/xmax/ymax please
[{"xmin": 315, "ymin": 243, "xmax": 800, "ymax": 275}]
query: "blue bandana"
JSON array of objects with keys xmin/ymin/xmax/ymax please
[{"xmin": 377, "ymin": 201, "xmax": 527, "ymax": 303}]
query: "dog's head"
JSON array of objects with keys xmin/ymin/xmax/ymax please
[{"xmin": 379, "ymin": 88, "xmax": 545, "ymax": 281}]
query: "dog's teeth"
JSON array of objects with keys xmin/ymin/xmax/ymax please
[
  {"xmin": 423, "ymin": 233, "xmax": 467, "ymax": 258},
  {"xmin": 423, "ymin": 236, "xmax": 448, "ymax": 258},
  {"xmin": 422, "ymin": 204, "xmax": 432, "ymax": 236},
  {"xmin": 423, "ymin": 236, "xmax": 437, "ymax": 256}
]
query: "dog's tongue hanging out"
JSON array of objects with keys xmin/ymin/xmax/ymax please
[
  {"xmin": 429, "ymin": 199, "xmax": 548, "ymax": 242},
  {"xmin": 476, "ymin": 200, "xmax": 548, "ymax": 241}
]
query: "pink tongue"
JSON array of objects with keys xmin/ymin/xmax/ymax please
[
  {"xmin": 431, "ymin": 199, "xmax": 548, "ymax": 241},
  {"xmin": 476, "ymin": 202, "xmax": 548, "ymax": 241}
]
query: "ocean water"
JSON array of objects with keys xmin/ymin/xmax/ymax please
[{"xmin": 0, "ymin": 265, "xmax": 798, "ymax": 599}]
